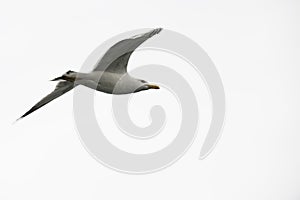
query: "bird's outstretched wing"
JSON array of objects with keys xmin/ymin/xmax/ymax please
[
  {"xmin": 92, "ymin": 28, "xmax": 162, "ymax": 74},
  {"xmin": 18, "ymin": 81, "xmax": 76, "ymax": 120}
]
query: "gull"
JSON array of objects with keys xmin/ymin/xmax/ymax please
[{"xmin": 18, "ymin": 28, "xmax": 162, "ymax": 120}]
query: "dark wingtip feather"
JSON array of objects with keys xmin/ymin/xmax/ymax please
[
  {"xmin": 13, "ymin": 117, "xmax": 21, "ymax": 124},
  {"xmin": 149, "ymin": 28, "xmax": 163, "ymax": 37},
  {"xmin": 17, "ymin": 108, "xmax": 34, "ymax": 121},
  {"xmin": 14, "ymin": 113, "xmax": 26, "ymax": 123},
  {"xmin": 155, "ymin": 28, "xmax": 163, "ymax": 33}
]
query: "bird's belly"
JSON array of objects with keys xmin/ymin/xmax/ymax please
[
  {"xmin": 76, "ymin": 71, "xmax": 136, "ymax": 94},
  {"xmin": 77, "ymin": 79, "xmax": 134, "ymax": 95}
]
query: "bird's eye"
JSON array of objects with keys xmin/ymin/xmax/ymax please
[{"xmin": 140, "ymin": 80, "xmax": 147, "ymax": 83}]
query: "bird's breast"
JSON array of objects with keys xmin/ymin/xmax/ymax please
[{"xmin": 79, "ymin": 71, "xmax": 134, "ymax": 94}]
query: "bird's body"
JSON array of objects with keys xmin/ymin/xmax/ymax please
[
  {"xmin": 66, "ymin": 71, "xmax": 151, "ymax": 94},
  {"xmin": 18, "ymin": 28, "xmax": 162, "ymax": 120}
]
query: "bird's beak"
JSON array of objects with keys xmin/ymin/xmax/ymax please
[{"xmin": 147, "ymin": 84, "xmax": 160, "ymax": 89}]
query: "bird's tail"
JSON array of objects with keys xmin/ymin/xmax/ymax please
[{"xmin": 50, "ymin": 70, "xmax": 77, "ymax": 82}]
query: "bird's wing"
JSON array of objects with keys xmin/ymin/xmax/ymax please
[
  {"xmin": 92, "ymin": 28, "xmax": 162, "ymax": 74},
  {"xmin": 18, "ymin": 81, "xmax": 76, "ymax": 120}
]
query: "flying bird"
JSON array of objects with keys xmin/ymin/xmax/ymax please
[{"xmin": 18, "ymin": 28, "xmax": 162, "ymax": 120}]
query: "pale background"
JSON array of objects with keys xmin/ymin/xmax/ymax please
[{"xmin": 1, "ymin": 0, "xmax": 300, "ymax": 199}]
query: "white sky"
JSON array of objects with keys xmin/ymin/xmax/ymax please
[{"xmin": 1, "ymin": 0, "xmax": 300, "ymax": 199}]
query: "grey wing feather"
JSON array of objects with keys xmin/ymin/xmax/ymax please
[
  {"xmin": 92, "ymin": 28, "xmax": 162, "ymax": 74},
  {"xmin": 18, "ymin": 81, "xmax": 75, "ymax": 120}
]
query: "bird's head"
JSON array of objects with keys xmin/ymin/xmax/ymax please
[{"xmin": 134, "ymin": 79, "xmax": 160, "ymax": 92}]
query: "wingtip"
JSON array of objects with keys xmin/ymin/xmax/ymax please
[
  {"xmin": 15, "ymin": 111, "xmax": 29, "ymax": 123},
  {"xmin": 156, "ymin": 27, "xmax": 163, "ymax": 33},
  {"xmin": 154, "ymin": 28, "xmax": 163, "ymax": 34},
  {"xmin": 149, "ymin": 28, "xmax": 163, "ymax": 37},
  {"xmin": 13, "ymin": 117, "xmax": 22, "ymax": 124}
]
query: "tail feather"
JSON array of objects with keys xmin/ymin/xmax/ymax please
[
  {"xmin": 50, "ymin": 76, "xmax": 64, "ymax": 81},
  {"xmin": 50, "ymin": 70, "xmax": 77, "ymax": 82}
]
